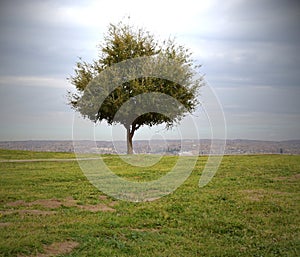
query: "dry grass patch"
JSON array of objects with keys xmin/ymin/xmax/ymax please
[
  {"xmin": 240, "ymin": 189, "xmax": 288, "ymax": 202},
  {"xmin": 240, "ymin": 189, "xmax": 266, "ymax": 201}
]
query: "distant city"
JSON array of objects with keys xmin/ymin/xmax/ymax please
[{"xmin": 0, "ymin": 139, "xmax": 300, "ymax": 155}]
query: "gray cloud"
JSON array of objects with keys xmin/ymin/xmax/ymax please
[
  {"xmin": 0, "ymin": 0, "xmax": 299, "ymax": 140},
  {"xmin": 0, "ymin": 1, "xmax": 96, "ymax": 76},
  {"xmin": 200, "ymin": 0, "xmax": 300, "ymax": 43}
]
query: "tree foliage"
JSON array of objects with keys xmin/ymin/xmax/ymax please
[{"xmin": 68, "ymin": 21, "xmax": 203, "ymax": 154}]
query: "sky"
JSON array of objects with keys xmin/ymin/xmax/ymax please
[{"xmin": 0, "ymin": 0, "xmax": 299, "ymax": 141}]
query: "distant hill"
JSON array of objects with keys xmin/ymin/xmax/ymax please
[{"xmin": 0, "ymin": 139, "xmax": 299, "ymax": 155}]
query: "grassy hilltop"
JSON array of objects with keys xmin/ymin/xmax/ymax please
[{"xmin": 0, "ymin": 149, "xmax": 299, "ymax": 256}]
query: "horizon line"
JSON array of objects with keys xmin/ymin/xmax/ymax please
[{"xmin": 0, "ymin": 139, "xmax": 299, "ymax": 143}]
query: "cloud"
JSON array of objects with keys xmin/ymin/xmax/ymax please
[
  {"xmin": 191, "ymin": 0, "xmax": 300, "ymax": 43},
  {"xmin": 0, "ymin": 0, "xmax": 299, "ymax": 140},
  {"xmin": 225, "ymin": 111, "xmax": 300, "ymax": 140},
  {"xmin": 187, "ymin": 28, "xmax": 300, "ymax": 87},
  {"xmin": 0, "ymin": 76, "xmax": 70, "ymax": 89},
  {"xmin": 215, "ymin": 85, "xmax": 300, "ymax": 114},
  {"xmin": 55, "ymin": 0, "xmax": 215, "ymax": 35},
  {"xmin": 0, "ymin": 1, "xmax": 99, "ymax": 77},
  {"xmin": 0, "ymin": 79, "xmax": 73, "ymax": 140}
]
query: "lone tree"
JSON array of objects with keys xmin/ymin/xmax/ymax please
[{"xmin": 68, "ymin": 21, "xmax": 202, "ymax": 154}]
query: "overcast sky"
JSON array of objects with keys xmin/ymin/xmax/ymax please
[{"xmin": 0, "ymin": 0, "xmax": 299, "ymax": 141}]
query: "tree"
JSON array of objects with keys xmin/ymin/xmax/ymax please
[{"xmin": 68, "ymin": 21, "xmax": 202, "ymax": 154}]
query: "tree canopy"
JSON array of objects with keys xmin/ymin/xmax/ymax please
[{"xmin": 68, "ymin": 21, "xmax": 203, "ymax": 154}]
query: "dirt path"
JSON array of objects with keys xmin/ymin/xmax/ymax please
[{"xmin": 0, "ymin": 157, "xmax": 99, "ymax": 163}]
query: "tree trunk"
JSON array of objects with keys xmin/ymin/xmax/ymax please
[{"xmin": 126, "ymin": 127, "xmax": 133, "ymax": 154}]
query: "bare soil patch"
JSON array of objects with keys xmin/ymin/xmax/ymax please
[
  {"xmin": 6, "ymin": 200, "xmax": 26, "ymax": 207},
  {"xmin": 108, "ymin": 201, "xmax": 118, "ymax": 207},
  {"xmin": 99, "ymin": 195, "xmax": 108, "ymax": 200},
  {"xmin": 62, "ymin": 196, "xmax": 78, "ymax": 207},
  {"xmin": 273, "ymin": 173, "xmax": 300, "ymax": 181},
  {"xmin": 30, "ymin": 199, "xmax": 63, "ymax": 209},
  {"xmin": 0, "ymin": 222, "xmax": 11, "ymax": 227},
  {"xmin": 294, "ymin": 173, "xmax": 300, "ymax": 179},
  {"xmin": 5, "ymin": 196, "xmax": 117, "ymax": 213},
  {"xmin": 78, "ymin": 203, "xmax": 116, "ymax": 212},
  {"xmin": 18, "ymin": 241, "xmax": 79, "ymax": 257},
  {"xmin": 130, "ymin": 228, "xmax": 160, "ymax": 232},
  {"xmin": 18, "ymin": 210, "xmax": 57, "ymax": 216},
  {"xmin": 6, "ymin": 198, "xmax": 76, "ymax": 209},
  {"xmin": 0, "ymin": 210, "xmax": 56, "ymax": 216},
  {"xmin": 37, "ymin": 241, "xmax": 79, "ymax": 257}
]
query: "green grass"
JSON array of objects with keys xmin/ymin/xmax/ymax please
[
  {"xmin": 0, "ymin": 150, "xmax": 299, "ymax": 256},
  {"xmin": 0, "ymin": 149, "xmax": 77, "ymax": 160}
]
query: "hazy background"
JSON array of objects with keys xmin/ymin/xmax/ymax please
[{"xmin": 0, "ymin": 0, "xmax": 299, "ymax": 141}]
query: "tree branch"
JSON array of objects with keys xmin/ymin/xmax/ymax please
[{"xmin": 130, "ymin": 122, "xmax": 142, "ymax": 137}]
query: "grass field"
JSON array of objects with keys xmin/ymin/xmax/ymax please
[{"xmin": 0, "ymin": 149, "xmax": 299, "ymax": 256}]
